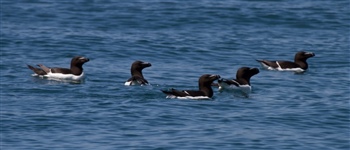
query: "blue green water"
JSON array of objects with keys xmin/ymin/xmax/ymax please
[{"xmin": 1, "ymin": 0, "xmax": 349, "ymax": 149}]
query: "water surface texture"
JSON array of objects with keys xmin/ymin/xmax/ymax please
[{"xmin": 1, "ymin": 0, "xmax": 349, "ymax": 149}]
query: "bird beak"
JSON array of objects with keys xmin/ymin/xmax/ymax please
[
  {"xmin": 250, "ymin": 68, "xmax": 260, "ymax": 74},
  {"xmin": 142, "ymin": 62, "xmax": 152, "ymax": 67},
  {"xmin": 305, "ymin": 52, "xmax": 315, "ymax": 57},
  {"xmin": 80, "ymin": 57, "xmax": 90, "ymax": 62},
  {"xmin": 210, "ymin": 74, "xmax": 221, "ymax": 79}
]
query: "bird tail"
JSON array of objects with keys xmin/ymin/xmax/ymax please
[{"xmin": 27, "ymin": 65, "xmax": 47, "ymax": 75}]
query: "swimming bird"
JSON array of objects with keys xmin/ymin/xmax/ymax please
[
  {"xmin": 162, "ymin": 74, "xmax": 221, "ymax": 99},
  {"xmin": 27, "ymin": 56, "xmax": 90, "ymax": 80},
  {"xmin": 124, "ymin": 60, "xmax": 152, "ymax": 86},
  {"xmin": 256, "ymin": 51, "xmax": 315, "ymax": 72},
  {"xmin": 218, "ymin": 67, "xmax": 259, "ymax": 95}
]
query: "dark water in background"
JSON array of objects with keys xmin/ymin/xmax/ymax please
[{"xmin": 1, "ymin": 0, "xmax": 350, "ymax": 149}]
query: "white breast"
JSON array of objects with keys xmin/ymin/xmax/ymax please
[
  {"xmin": 277, "ymin": 67, "xmax": 305, "ymax": 72},
  {"xmin": 124, "ymin": 81, "xmax": 148, "ymax": 86},
  {"xmin": 124, "ymin": 81, "xmax": 134, "ymax": 86},
  {"xmin": 218, "ymin": 83, "xmax": 252, "ymax": 95},
  {"xmin": 260, "ymin": 63, "xmax": 275, "ymax": 70},
  {"xmin": 33, "ymin": 72, "xmax": 85, "ymax": 80},
  {"xmin": 165, "ymin": 95, "xmax": 211, "ymax": 100},
  {"xmin": 262, "ymin": 62, "xmax": 305, "ymax": 72}
]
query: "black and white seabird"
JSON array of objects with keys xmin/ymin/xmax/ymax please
[
  {"xmin": 256, "ymin": 51, "xmax": 315, "ymax": 72},
  {"xmin": 27, "ymin": 56, "xmax": 89, "ymax": 80},
  {"xmin": 218, "ymin": 67, "xmax": 259, "ymax": 95},
  {"xmin": 124, "ymin": 60, "xmax": 152, "ymax": 86},
  {"xmin": 162, "ymin": 74, "xmax": 221, "ymax": 99}
]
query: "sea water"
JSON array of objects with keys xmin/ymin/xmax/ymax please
[{"xmin": 1, "ymin": 0, "xmax": 349, "ymax": 149}]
